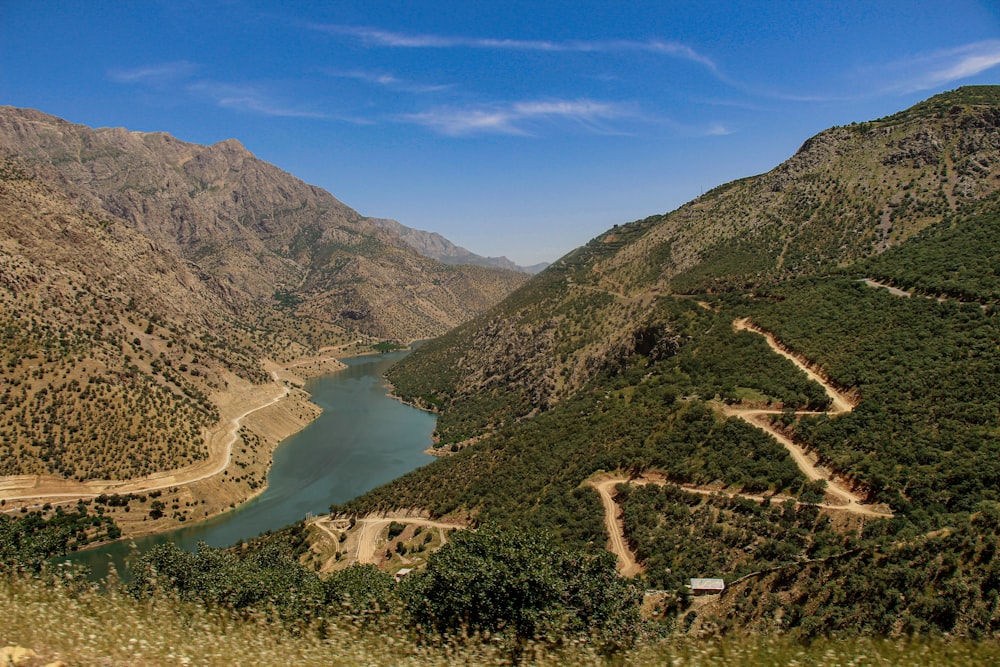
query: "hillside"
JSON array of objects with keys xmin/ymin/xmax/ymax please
[
  {"xmin": 0, "ymin": 109, "xmax": 526, "ymax": 492},
  {"xmin": 333, "ymin": 87, "xmax": 1000, "ymax": 637},
  {"xmin": 0, "ymin": 107, "xmax": 527, "ymax": 342},
  {"xmin": 384, "ymin": 86, "xmax": 1000, "ymax": 445}
]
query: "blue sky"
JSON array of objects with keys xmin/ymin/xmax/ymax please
[{"xmin": 2, "ymin": 2, "xmax": 999, "ymax": 265}]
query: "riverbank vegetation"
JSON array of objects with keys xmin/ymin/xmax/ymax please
[{"xmin": 0, "ymin": 506, "xmax": 121, "ymax": 571}]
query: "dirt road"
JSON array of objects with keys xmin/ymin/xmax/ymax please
[
  {"xmin": 353, "ymin": 516, "xmax": 463, "ymax": 564},
  {"xmin": 861, "ymin": 278, "xmax": 912, "ymax": 298},
  {"xmin": 590, "ymin": 318, "xmax": 892, "ymax": 576},
  {"xmin": 0, "ymin": 371, "xmax": 290, "ymax": 508},
  {"xmin": 588, "ymin": 477, "xmax": 644, "ymax": 577},
  {"xmin": 730, "ymin": 319, "xmax": 890, "ymax": 515},
  {"xmin": 732, "ymin": 318, "xmax": 855, "ymax": 413}
]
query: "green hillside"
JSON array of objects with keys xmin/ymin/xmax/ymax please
[{"xmin": 333, "ymin": 87, "xmax": 1000, "ymax": 637}]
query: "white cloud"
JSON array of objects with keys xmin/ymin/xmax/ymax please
[
  {"xmin": 109, "ymin": 63, "xmax": 328, "ymax": 119},
  {"xmin": 315, "ymin": 24, "xmax": 562, "ymax": 50},
  {"xmin": 187, "ymin": 81, "xmax": 327, "ymax": 118},
  {"xmin": 405, "ymin": 108, "xmax": 526, "ymax": 136},
  {"xmin": 400, "ymin": 99, "xmax": 635, "ymax": 136},
  {"xmin": 107, "ymin": 61, "xmax": 199, "ymax": 84},
  {"xmin": 323, "ymin": 69, "xmax": 452, "ymax": 94},
  {"xmin": 314, "ymin": 24, "xmax": 719, "ymax": 71},
  {"xmin": 704, "ymin": 123, "xmax": 733, "ymax": 136},
  {"xmin": 880, "ymin": 40, "xmax": 1000, "ymax": 94}
]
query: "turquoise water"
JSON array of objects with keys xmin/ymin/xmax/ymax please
[{"xmin": 67, "ymin": 349, "xmax": 435, "ymax": 579}]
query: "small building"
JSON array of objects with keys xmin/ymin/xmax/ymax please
[
  {"xmin": 394, "ymin": 568, "xmax": 413, "ymax": 582},
  {"xmin": 689, "ymin": 578, "xmax": 725, "ymax": 595}
]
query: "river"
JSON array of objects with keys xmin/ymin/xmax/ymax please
[{"xmin": 68, "ymin": 349, "xmax": 435, "ymax": 580}]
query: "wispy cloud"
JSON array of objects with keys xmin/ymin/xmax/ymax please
[
  {"xmin": 188, "ymin": 81, "xmax": 328, "ymax": 118},
  {"xmin": 885, "ymin": 40, "xmax": 1000, "ymax": 93},
  {"xmin": 720, "ymin": 40, "xmax": 1000, "ymax": 104},
  {"xmin": 400, "ymin": 99, "xmax": 636, "ymax": 136},
  {"xmin": 107, "ymin": 61, "xmax": 199, "ymax": 84},
  {"xmin": 323, "ymin": 69, "xmax": 452, "ymax": 94},
  {"xmin": 109, "ymin": 63, "xmax": 328, "ymax": 119},
  {"xmin": 704, "ymin": 123, "xmax": 733, "ymax": 136},
  {"xmin": 314, "ymin": 24, "xmax": 719, "ymax": 72}
]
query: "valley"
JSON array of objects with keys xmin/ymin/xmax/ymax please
[
  {"xmin": 0, "ymin": 106, "xmax": 526, "ymax": 541},
  {"xmin": 3, "ymin": 87, "xmax": 1000, "ymax": 660}
]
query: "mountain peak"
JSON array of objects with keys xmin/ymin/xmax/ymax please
[
  {"xmin": 211, "ymin": 137, "xmax": 250, "ymax": 154},
  {"xmin": 369, "ymin": 218, "xmax": 548, "ymax": 273}
]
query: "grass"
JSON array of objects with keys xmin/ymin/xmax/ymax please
[{"xmin": 2, "ymin": 572, "xmax": 998, "ymax": 666}]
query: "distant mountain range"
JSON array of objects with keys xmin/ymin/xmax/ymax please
[{"xmin": 369, "ymin": 217, "xmax": 548, "ymax": 274}]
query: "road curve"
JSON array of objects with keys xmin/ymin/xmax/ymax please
[
  {"xmin": 0, "ymin": 372, "xmax": 290, "ymax": 508},
  {"xmin": 730, "ymin": 319, "xmax": 890, "ymax": 515},
  {"xmin": 588, "ymin": 477, "xmax": 644, "ymax": 577},
  {"xmin": 352, "ymin": 516, "xmax": 464, "ymax": 565},
  {"xmin": 592, "ymin": 473, "xmax": 890, "ymax": 577},
  {"xmin": 590, "ymin": 318, "xmax": 892, "ymax": 576}
]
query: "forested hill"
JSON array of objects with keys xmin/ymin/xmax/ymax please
[
  {"xmin": 385, "ymin": 85, "xmax": 1000, "ymax": 445},
  {"xmin": 333, "ymin": 86, "xmax": 1000, "ymax": 637}
]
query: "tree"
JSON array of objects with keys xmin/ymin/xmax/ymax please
[{"xmin": 402, "ymin": 524, "xmax": 641, "ymax": 651}]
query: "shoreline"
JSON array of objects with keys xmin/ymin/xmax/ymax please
[
  {"xmin": 381, "ymin": 375, "xmax": 449, "ymax": 457},
  {"xmin": 1, "ymin": 342, "xmax": 437, "ymax": 547},
  {"xmin": 0, "ymin": 351, "xmax": 356, "ymax": 541}
]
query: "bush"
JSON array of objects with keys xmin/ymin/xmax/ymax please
[{"xmin": 401, "ymin": 525, "xmax": 642, "ymax": 652}]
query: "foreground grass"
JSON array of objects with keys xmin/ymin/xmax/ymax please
[{"xmin": 2, "ymin": 574, "xmax": 998, "ymax": 666}]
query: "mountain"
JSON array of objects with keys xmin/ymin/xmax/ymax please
[
  {"xmin": 334, "ymin": 86, "xmax": 1000, "ymax": 637},
  {"xmin": 0, "ymin": 108, "xmax": 527, "ymax": 482},
  {"xmin": 383, "ymin": 86, "xmax": 1000, "ymax": 442},
  {"xmin": 0, "ymin": 107, "xmax": 528, "ymax": 341},
  {"xmin": 369, "ymin": 217, "xmax": 549, "ymax": 273}
]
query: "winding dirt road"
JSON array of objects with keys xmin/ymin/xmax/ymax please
[
  {"xmin": 730, "ymin": 318, "xmax": 887, "ymax": 515},
  {"xmin": 353, "ymin": 516, "xmax": 463, "ymax": 564},
  {"xmin": 0, "ymin": 371, "xmax": 290, "ymax": 509},
  {"xmin": 591, "ymin": 318, "xmax": 892, "ymax": 576}
]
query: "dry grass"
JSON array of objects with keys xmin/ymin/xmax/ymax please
[{"xmin": 2, "ymin": 574, "xmax": 998, "ymax": 667}]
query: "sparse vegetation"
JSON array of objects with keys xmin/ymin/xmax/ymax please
[{"xmin": 2, "ymin": 568, "xmax": 999, "ymax": 666}]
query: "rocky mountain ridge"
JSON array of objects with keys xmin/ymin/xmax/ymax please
[
  {"xmin": 369, "ymin": 217, "xmax": 549, "ymax": 274},
  {"xmin": 0, "ymin": 107, "xmax": 527, "ymax": 340},
  {"xmin": 0, "ymin": 108, "xmax": 527, "ymax": 481}
]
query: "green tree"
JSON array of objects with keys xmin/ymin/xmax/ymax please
[{"xmin": 402, "ymin": 524, "xmax": 641, "ymax": 651}]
